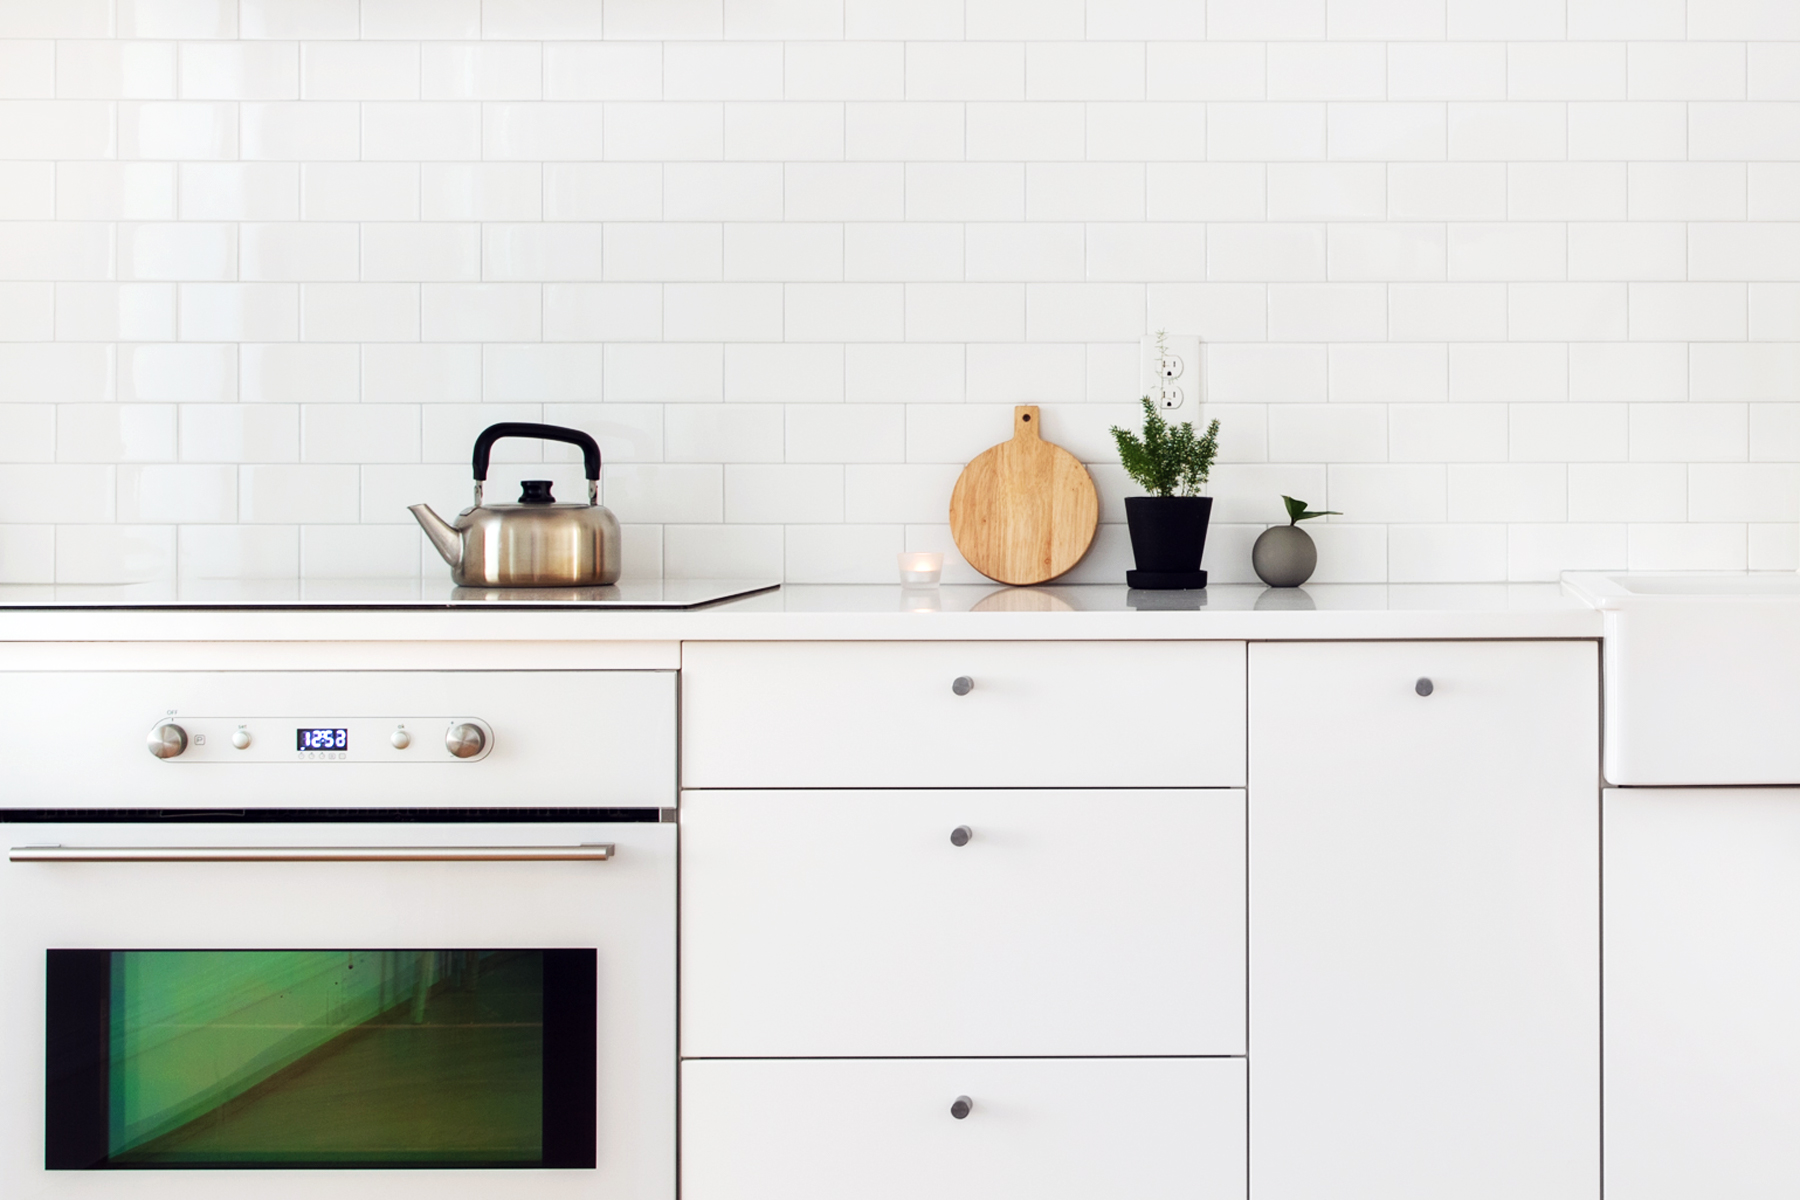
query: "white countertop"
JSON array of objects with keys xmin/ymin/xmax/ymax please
[{"xmin": 0, "ymin": 580, "xmax": 1601, "ymax": 645}]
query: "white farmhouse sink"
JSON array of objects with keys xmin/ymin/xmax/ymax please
[{"xmin": 1564, "ymin": 573, "xmax": 1800, "ymax": 786}]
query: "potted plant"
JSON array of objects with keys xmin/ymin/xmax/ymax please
[
  {"xmin": 1110, "ymin": 397, "xmax": 1221, "ymax": 590},
  {"xmin": 1252, "ymin": 495, "xmax": 1339, "ymax": 588}
]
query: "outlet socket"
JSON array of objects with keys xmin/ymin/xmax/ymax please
[{"xmin": 1140, "ymin": 335, "xmax": 1201, "ymax": 411}]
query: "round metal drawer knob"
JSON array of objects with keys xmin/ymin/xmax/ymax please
[
  {"xmin": 952, "ymin": 676, "xmax": 974, "ymax": 696},
  {"xmin": 1415, "ymin": 677, "xmax": 1434, "ymax": 697},
  {"xmin": 445, "ymin": 722, "xmax": 486, "ymax": 759},
  {"xmin": 146, "ymin": 723, "xmax": 187, "ymax": 759},
  {"xmin": 950, "ymin": 1095, "xmax": 973, "ymax": 1120},
  {"xmin": 950, "ymin": 825, "xmax": 972, "ymax": 847}
]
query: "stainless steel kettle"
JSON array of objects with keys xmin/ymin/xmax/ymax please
[{"xmin": 410, "ymin": 422, "xmax": 622, "ymax": 587}]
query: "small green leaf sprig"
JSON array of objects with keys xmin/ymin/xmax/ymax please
[
  {"xmin": 1281, "ymin": 496, "xmax": 1340, "ymax": 524},
  {"xmin": 1110, "ymin": 397, "xmax": 1221, "ymax": 498}
]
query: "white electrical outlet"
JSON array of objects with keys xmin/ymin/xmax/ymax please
[{"xmin": 1140, "ymin": 335, "xmax": 1202, "ymax": 411}]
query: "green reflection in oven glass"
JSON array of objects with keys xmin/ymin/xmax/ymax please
[{"xmin": 107, "ymin": 950, "xmax": 543, "ymax": 1165}]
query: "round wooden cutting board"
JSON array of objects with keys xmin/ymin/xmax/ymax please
[{"xmin": 949, "ymin": 406, "xmax": 1099, "ymax": 586}]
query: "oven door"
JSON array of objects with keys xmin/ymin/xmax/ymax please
[{"xmin": 0, "ymin": 820, "xmax": 674, "ymax": 1200}]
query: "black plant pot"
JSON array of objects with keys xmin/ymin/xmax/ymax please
[{"xmin": 1124, "ymin": 495, "xmax": 1212, "ymax": 589}]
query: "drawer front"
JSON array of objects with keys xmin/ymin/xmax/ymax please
[
  {"xmin": 679, "ymin": 640, "xmax": 1246, "ymax": 789},
  {"xmin": 681, "ymin": 1057, "xmax": 1246, "ymax": 1200},
  {"xmin": 681, "ymin": 789, "xmax": 1245, "ymax": 1057}
]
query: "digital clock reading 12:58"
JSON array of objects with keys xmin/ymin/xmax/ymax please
[{"xmin": 296, "ymin": 728, "xmax": 348, "ymax": 751}]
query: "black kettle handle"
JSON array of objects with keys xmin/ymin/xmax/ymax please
[{"xmin": 472, "ymin": 423, "xmax": 601, "ymax": 482}]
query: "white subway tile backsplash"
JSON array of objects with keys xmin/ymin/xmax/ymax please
[
  {"xmin": 1630, "ymin": 404, "xmax": 1748, "ymax": 463},
  {"xmin": 543, "ymin": 43, "xmax": 662, "ymax": 100},
  {"xmin": 788, "ymin": 43, "xmax": 904, "ymax": 101},
  {"xmin": 542, "ymin": 163, "xmax": 654, "ymax": 220},
  {"xmin": 967, "ymin": 102, "xmax": 1084, "ymax": 161},
  {"xmin": 786, "ymin": 162, "xmax": 905, "ymax": 220},
  {"xmin": 1388, "ymin": 162, "xmax": 1506, "ymax": 220},
  {"xmin": 1509, "ymin": 162, "xmax": 1627, "ymax": 221},
  {"xmin": 724, "ymin": 104, "xmax": 843, "ymax": 163},
  {"xmin": 1389, "ymin": 43, "xmax": 1506, "ymax": 101},
  {"xmin": 482, "ymin": 223, "xmax": 603, "ymax": 281},
  {"xmin": 302, "ymin": 41, "xmax": 419, "ymax": 101},
  {"xmin": 1209, "ymin": 103, "xmax": 1328, "ymax": 160},
  {"xmin": 1328, "ymin": 102, "xmax": 1447, "ymax": 162},
  {"xmin": 908, "ymin": 163, "xmax": 1025, "ymax": 220},
  {"xmin": 1209, "ymin": 0, "xmax": 1327, "ymax": 40},
  {"xmin": 1691, "ymin": 343, "xmax": 1800, "ymax": 402},
  {"xmin": 1629, "ymin": 282, "xmax": 1748, "ymax": 341},
  {"xmin": 1570, "ymin": 343, "xmax": 1688, "ymax": 402},
  {"xmin": 1568, "ymin": 102, "xmax": 1687, "ymax": 161},
  {"xmin": 970, "ymin": 342, "xmax": 1086, "ymax": 402},
  {"xmin": 906, "ymin": 43, "xmax": 1024, "ymax": 102},
  {"xmin": 0, "ymin": 11, "xmax": 1789, "ymax": 584},
  {"xmin": 1509, "ymin": 43, "xmax": 1627, "ymax": 101},
  {"xmin": 1688, "ymin": 0, "xmax": 1800, "ymax": 40},
  {"xmin": 300, "ymin": 282, "xmax": 421, "ymax": 342},
  {"xmin": 1147, "ymin": 43, "xmax": 1266, "ymax": 101},
  {"xmin": 241, "ymin": 102, "xmax": 360, "ymax": 160},
  {"xmin": 664, "ymin": 402, "xmax": 781, "ymax": 463},
  {"xmin": 363, "ymin": 102, "xmax": 481, "ymax": 159},
  {"xmin": 179, "ymin": 163, "xmax": 299, "ymax": 220},
  {"xmin": 179, "ymin": 42, "xmax": 298, "ymax": 101},
  {"xmin": 1447, "ymin": 223, "xmax": 1565, "ymax": 282},
  {"xmin": 725, "ymin": 343, "xmax": 845, "ymax": 402},
  {"xmin": 421, "ymin": 42, "xmax": 542, "ymax": 101},
  {"xmin": 1511, "ymin": 403, "xmax": 1627, "ymax": 461},
  {"xmin": 846, "ymin": 343, "xmax": 965, "ymax": 402},
  {"xmin": 1568, "ymin": 223, "xmax": 1684, "ymax": 281},
  {"xmin": 786, "ymin": 282, "xmax": 904, "ymax": 341}
]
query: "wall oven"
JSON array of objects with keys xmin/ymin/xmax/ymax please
[{"xmin": 0, "ymin": 669, "xmax": 675, "ymax": 1200}]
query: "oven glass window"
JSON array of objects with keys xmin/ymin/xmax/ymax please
[{"xmin": 46, "ymin": 949, "xmax": 596, "ymax": 1170}]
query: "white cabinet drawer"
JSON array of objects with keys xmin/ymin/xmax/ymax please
[
  {"xmin": 681, "ymin": 1057, "xmax": 1246, "ymax": 1200},
  {"xmin": 681, "ymin": 788, "xmax": 1245, "ymax": 1057},
  {"xmin": 680, "ymin": 641, "xmax": 1246, "ymax": 789}
]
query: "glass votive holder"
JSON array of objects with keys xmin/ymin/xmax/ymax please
[{"xmin": 898, "ymin": 551, "xmax": 943, "ymax": 586}]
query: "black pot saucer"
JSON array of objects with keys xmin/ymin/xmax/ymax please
[{"xmin": 1124, "ymin": 568, "xmax": 1208, "ymax": 590}]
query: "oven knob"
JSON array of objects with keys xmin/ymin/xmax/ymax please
[
  {"xmin": 391, "ymin": 727, "xmax": 411, "ymax": 749},
  {"xmin": 445, "ymin": 722, "xmax": 486, "ymax": 759},
  {"xmin": 231, "ymin": 728, "xmax": 251, "ymax": 749},
  {"xmin": 146, "ymin": 723, "xmax": 187, "ymax": 759}
]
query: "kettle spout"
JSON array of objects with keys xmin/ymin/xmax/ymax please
[{"xmin": 409, "ymin": 504, "xmax": 463, "ymax": 570}]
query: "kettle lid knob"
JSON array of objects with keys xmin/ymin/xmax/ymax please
[{"xmin": 519, "ymin": 480, "xmax": 555, "ymax": 504}]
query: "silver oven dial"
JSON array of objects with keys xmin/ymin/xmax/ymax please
[
  {"xmin": 146, "ymin": 723, "xmax": 187, "ymax": 759},
  {"xmin": 445, "ymin": 722, "xmax": 487, "ymax": 759}
]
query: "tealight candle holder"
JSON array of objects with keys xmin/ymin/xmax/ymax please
[{"xmin": 898, "ymin": 551, "xmax": 944, "ymax": 586}]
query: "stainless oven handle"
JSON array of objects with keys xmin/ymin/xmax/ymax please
[{"xmin": 8, "ymin": 844, "xmax": 616, "ymax": 863}]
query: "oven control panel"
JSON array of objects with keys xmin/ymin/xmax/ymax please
[{"xmin": 145, "ymin": 717, "xmax": 495, "ymax": 764}]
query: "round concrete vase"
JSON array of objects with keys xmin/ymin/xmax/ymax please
[
  {"xmin": 1252, "ymin": 524, "xmax": 1317, "ymax": 588},
  {"xmin": 1123, "ymin": 495, "xmax": 1212, "ymax": 590}
]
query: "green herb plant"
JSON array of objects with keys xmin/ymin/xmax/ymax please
[
  {"xmin": 1281, "ymin": 496, "xmax": 1340, "ymax": 524},
  {"xmin": 1110, "ymin": 397, "xmax": 1221, "ymax": 498}
]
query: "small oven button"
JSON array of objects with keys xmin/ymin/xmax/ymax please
[
  {"xmin": 146, "ymin": 723, "xmax": 187, "ymax": 759},
  {"xmin": 445, "ymin": 722, "xmax": 486, "ymax": 759},
  {"xmin": 231, "ymin": 728, "xmax": 251, "ymax": 749},
  {"xmin": 391, "ymin": 727, "xmax": 411, "ymax": 749}
]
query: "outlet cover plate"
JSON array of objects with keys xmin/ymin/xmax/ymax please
[{"xmin": 1139, "ymin": 335, "xmax": 1202, "ymax": 410}]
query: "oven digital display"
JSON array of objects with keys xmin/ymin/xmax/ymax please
[{"xmin": 296, "ymin": 728, "xmax": 348, "ymax": 751}]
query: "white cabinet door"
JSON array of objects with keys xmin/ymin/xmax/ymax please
[
  {"xmin": 681, "ymin": 789, "xmax": 1244, "ymax": 1057},
  {"xmin": 681, "ymin": 1057, "xmax": 1246, "ymax": 1200},
  {"xmin": 1249, "ymin": 640, "xmax": 1599, "ymax": 1200},
  {"xmin": 680, "ymin": 640, "xmax": 1246, "ymax": 788},
  {"xmin": 1605, "ymin": 787, "xmax": 1800, "ymax": 1200}
]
